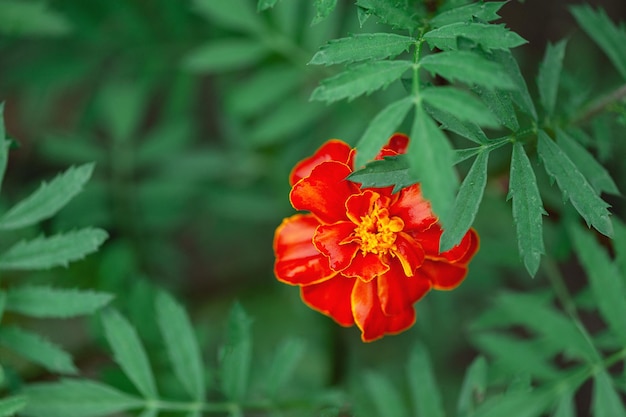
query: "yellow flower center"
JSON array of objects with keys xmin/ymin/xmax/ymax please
[{"xmin": 354, "ymin": 204, "xmax": 404, "ymax": 255}]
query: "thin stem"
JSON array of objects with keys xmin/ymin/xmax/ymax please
[{"xmin": 573, "ymin": 82, "xmax": 626, "ymax": 124}]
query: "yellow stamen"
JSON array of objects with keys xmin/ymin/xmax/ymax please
[{"xmin": 354, "ymin": 204, "xmax": 404, "ymax": 255}]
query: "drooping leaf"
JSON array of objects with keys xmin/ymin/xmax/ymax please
[
  {"xmin": 508, "ymin": 142, "xmax": 546, "ymax": 276},
  {"xmin": 0, "ymin": 396, "xmax": 26, "ymax": 417},
  {"xmin": 0, "ymin": 1, "xmax": 71, "ymax": 36},
  {"xmin": 440, "ymin": 150, "xmax": 488, "ymax": 251},
  {"xmin": 426, "ymin": 104, "xmax": 488, "ymax": 144},
  {"xmin": 257, "ymin": 0, "xmax": 280, "ymax": 11},
  {"xmin": 155, "ymin": 291, "xmax": 205, "ymax": 401},
  {"xmin": 0, "ymin": 163, "xmax": 94, "ymax": 230},
  {"xmin": 192, "ymin": 0, "xmax": 263, "ymax": 34},
  {"xmin": 556, "ymin": 129, "xmax": 619, "ymax": 195},
  {"xmin": 491, "ymin": 49, "xmax": 537, "ymax": 119},
  {"xmin": 5, "ymin": 286, "xmax": 113, "ymax": 318},
  {"xmin": 364, "ymin": 372, "xmax": 408, "ymax": 417},
  {"xmin": 424, "ymin": 23, "xmax": 527, "ymax": 52},
  {"xmin": 219, "ymin": 303, "xmax": 252, "ymax": 401},
  {"xmin": 0, "ymin": 228, "xmax": 108, "ymax": 271},
  {"xmin": 537, "ymin": 40, "xmax": 567, "ymax": 116},
  {"xmin": 430, "ymin": 2, "xmax": 507, "ymax": 28},
  {"xmin": 592, "ymin": 370, "xmax": 626, "ymax": 417},
  {"xmin": 537, "ymin": 130, "xmax": 612, "ymax": 237},
  {"xmin": 101, "ymin": 309, "xmax": 158, "ymax": 399},
  {"xmin": 312, "ymin": 0, "xmax": 337, "ymax": 25},
  {"xmin": 0, "ymin": 326, "xmax": 76, "ymax": 374},
  {"xmin": 348, "ymin": 155, "xmax": 416, "ymax": 193},
  {"xmin": 473, "ymin": 85, "xmax": 519, "ymax": 131},
  {"xmin": 408, "ymin": 343, "xmax": 444, "ymax": 417},
  {"xmin": 354, "ymin": 0, "xmax": 418, "ymax": 30},
  {"xmin": 310, "ymin": 60, "xmax": 412, "ymax": 103},
  {"xmin": 264, "ymin": 338, "xmax": 306, "ymax": 397},
  {"xmin": 408, "ymin": 104, "xmax": 457, "ymax": 227},
  {"xmin": 421, "ymin": 86, "xmax": 499, "ymax": 128},
  {"xmin": 309, "ymin": 33, "xmax": 414, "ymax": 65},
  {"xmin": 354, "ymin": 97, "xmax": 413, "ymax": 167},
  {"xmin": 420, "ymin": 51, "xmax": 514, "ymax": 90},
  {"xmin": 182, "ymin": 39, "xmax": 268, "ymax": 74},
  {"xmin": 571, "ymin": 5, "xmax": 626, "ymax": 80},
  {"xmin": 22, "ymin": 379, "xmax": 142, "ymax": 417},
  {"xmin": 457, "ymin": 356, "xmax": 488, "ymax": 417}
]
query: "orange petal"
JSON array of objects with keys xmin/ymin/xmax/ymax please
[
  {"xmin": 394, "ymin": 232, "xmax": 425, "ymax": 276},
  {"xmin": 301, "ymin": 276, "xmax": 356, "ymax": 326},
  {"xmin": 377, "ymin": 262, "xmax": 431, "ymax": 315},
  {"xmin": 420, "ymin": 259, "xmax": 468, "ymax": 290},
  {"xmin": 290, "ymin": 161, "xmax": 359, "ymax": 224},
  {"xmin": 274, "ymin": 214, "xmax": 335, "ymax": 285},
  {"xmin": 290, "ymin": 140, "xmax": 354, "ymax": 186},
  {"xmin": 345, "ymin": 190, "xmax": 380, "ymax": 224},
  {"xmin": 341, "ymin": 251, "xmax": 390, "ymax": 282},
  {"xmin": 313, "ymin": 221, "xmax": 359, "ymax": 272},
  {"xmin": 391, "ymin": 184, "xmax": 437, "ymax": 231}
]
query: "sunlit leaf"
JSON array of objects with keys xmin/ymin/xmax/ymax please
[
  {"xmin": 430, "ymin": 2, "xmax": 507, "ymax": 28},
  {"xmin": 457, "ymin": 356, "xmax": 487, "ymax": 417},
  {"xmin": 309, "ymin": 33, "xmax": 414, "ymax": 65},
  {"xmin": 424, "ymin": 23, "xmax": 527, "ymax": 52},
  {"xmin": 537, "ymin": 40, "xmax": 567, "ymax": 115},
  {"xmin": 219, "ymin": 303, "xmax": 252, "ymax": 401},
  {"xmin": 421, "ymin": 86, "xmax": 499, "ymax": 128},
  {"xmin": 348, "ymin": 155, "xmax": 416, "ymax": 193},
  {"xmin": 5, "ymin": 286, "xmax": 113, "ymax": 318},
  {"xmin": 312, "ymin": 0, "xmax": 337, "ymax": 25},
  {"xmin": 182, "ymin": 39, "xmax": 268, "ymax": 73},
  {"xmin": 408, "ymin": 343, "xmax": 444, "ymax": 417},
  {"xmin": 364, "ymin": 372, "xmax": 408, "ymax": 417},
  {"xmin": 592, "ymin": 370, "xmax": 626, "ymax": 417}
]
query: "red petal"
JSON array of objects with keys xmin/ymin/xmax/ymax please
[
  {"xmin": 376, "ymin": 133, "xmax": 409, "ymax": 159},
  {"xmin": 345, "ymin": 190, "xmax": 380, "ymax": 224},
  {"xmin": 393, "ymin": 232, "xmax": 425, "ymax": 276},
  {"xmin": 457, "ymin": 228, "xmax": 480, "ymax": 264},
  {"xmin": 384, "ymin": 308, "xmax": 416, "ymax": 335},
  {"xmin": 414, "ymin": 224, "xmax": 479, "ymax": 262},
  {"xmin": 313, "ymin": 221, "xmax": 359, "ymax": 271},
  {"xmin": 290, "ymin": 140, "xmax": 354, "ymax": 186},
  {"xmin": 301, "ymin": 276, "xmax": 356, "ymax": 326},
  {"xmin": 420, "ymin": 259, "xmax": 468, "ymax": 290},
  {"xmin": 378, "ymin": 262, "xmax": 431, "ymax": 315},
  {"xmin": 341, "ymin": 251, "xmax": 390, "ymax": 282},
  {"xmin": 290, "ymin": 161, "xmax": 359, "ymax": 224},
  {"xmin": 274, "ymin": 214, "xmax": 335, "ymax": 285},
  {"xmin": 391, "ymin": 184, "xmax": 437, "ymax": 231}
]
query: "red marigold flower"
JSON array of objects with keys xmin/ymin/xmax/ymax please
[{"xmin": 273, "ymin": 134, "xmax": 479, "ymax": 342}]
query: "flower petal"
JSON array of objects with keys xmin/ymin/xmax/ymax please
[
  {"xmin": 345, "ymin": 189, "xmax": 380, "ymax": 224},
  {"xmin": 394, "ymin": 232, "xmax": 425, "ymax": 276},
  {"xmin": 414, "ymin": 224, "xmax": 478, "ymax": 262},
  {"xmin": 301, "ymin": 276, "xmax": 355, "ymax": 326},
  {"xmin": 341, "ymin": 251, "xmax": 390, "ymax": 282},
  {"xmin": 384, "ymin": 308, "xmax": 416, "ymax": 335},
  {"xmin": 274, "ymin": 214, "xmax": 335, "ymax": 285},
  {"xmin": 313, "ymin": 221, "xmax": 359, "ymax": 271},
  {"xmin": 420, "ymin": 259, "xmax": 468, "ymax": 290},
  {"xmin": 290, "ymin": 140, "xmax": 354, "ymax": 186},
  {"xmin": 290, "ymin": 161, "xmax": 359, "ymax": 224},
  {"xmin": 378, "ymin": 262, "xmax": 431, "ymax": 315},
  {"xmin": 376, "ymin": 133, "xmax": 409, "ymax": 158},
  {"xmin": 457, "ymin": 228, "xmax": 480, "ymax": 264},
  {"xmin": 391, "ymin": 184, "xmax": 437, "ymax": 231}
]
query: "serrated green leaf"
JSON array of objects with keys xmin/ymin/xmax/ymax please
[
  {"xmin": 552, "ymin": 392, "xmax": 575, "ymax": 417},
  {"xmin": 537, "ymin": 130, "xmax": 613, "ymax": 237},
  {"xmin": 257, "ymin": 0, "xmax": 279, "ymax": 11},
  {"xmin": 0, "ymin": 228, "xmax": 108, "ymax": 271},
  {"xmin": 569, "ymin": 223, "xmax": 626, "ymax": 346},
  {"xmin": 457, "ymin": 356, "xmax": 487, "ymax": 417},
  {"xmin": 22, "ymin": 379, "xmax": 142, "ymax": 417},
  {"xmin": 420, "ymin": 51, "xmax": 515, "ymax": 90},
  {"xmin": 430, "ymin": 2, "xmax": 507, "ymax": 28},
  {"xmin": 473, "ymin": 85, "xmax": 519, "ymax": 131},
  {"xmin": 355, "ymin": 97, "xmax": 413, "ymax": 167},
  {"xmin": 426, "ymin": 104, "xmax": 488, "ymax": 144},
  {"xmin": 312, "ymin": 0, "xmax": 337, "ymax": 25},
  {"xmin": 0, "ymin": 396, "xmax": 26, "ymax": 417},
  {"xmin": 556, "ymin": 129, "xmax": 619, "ymax": 195},
  {"xmin": 0, "ymin": 1, "xmax": 71, "ymax": 37},
  {"xmin": 408, "ymin": 343, "xmax": 444, "ymax": 417},
  {"xmin": 101, "ymin": 309, "xmax": 157, "ymax": 399},
  {"xmin": 265, "ymin": 338, "xmax": 306, "ymax": 397},
  {"xmin": 408, "ymin": 104, "xmax": 457, "ymax": 228},
  {"xmin": 421, "ymin": 86, "xmax": 499, "ymax": 128},
  {"xmin": 424, "ymin": 23, "xmax": 527, "ymax": 52},
  {"xmin": 182, "ymin": 39, "xmax": 268, "ymax": 74},
  {"xmin": 0, "ymin": 326, "xmax": 76, "ymax": 374},
  {"xmin": 348, "ymin": 155, "xmax": 416, "ymax": 193},
  {"xmin": 5, "ymin": 286, "xmax": 113, "ymax": 318},
  {"xmin": 440, "ymin": 150, "xmax": 488, "ymax": 251},
  {"xmin": 592, "ymin": 370, "xmax": 626, "ymax": 417},
  {"xmin": 508, "ymin": 142, "xmax": 546, "ymax": 276},
  {"xmin": 310, "ymin": 60, "xmax": 412, "ymax": 103},
  {"xmin": 571, "ymin": 5, "xmax": 626, "ymax": 80},
  {"xmin": 364, "ymin": 372, "xmax": 408, "ymax": 417},
  {"xmin": 354, "ymin": 0, "xmax": 418, "ymax": 30},
  {"xmin": 491, "ymin": 49, "xmax": 537, "ymax": 119},
  {"xmin": 155, "ymin": 291, "xmax": 205, "ymax": 401},
  {"xmin": 192, "ymin": 0, "xmax": 263, "ymax": 34},
  {"xmin": 309, "ymin": 33, "xmax": 414, "ymax": 66},
  {"xmin": 537, "ymin": 40, "xmax": 567, "ymax": 115},
  {"xmin": 0, "ymin": 163, "xmax": 94, "ymax": 230},
  {"xmin": 219, "ymin": 303, "xmax": 252, "ymax": 401}
]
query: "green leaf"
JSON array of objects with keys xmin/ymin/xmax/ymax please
[
  {"xmin": 348, "ymin": 155, "xmax": 416, "ymax": 193},
  {"xmin": 430, "ymin": 2, "xmax": 507, "ymax": 28},
  {"xmin": 257, "ymin": 0, "xmax": 279, "ymax": 11},
  {"xmin": 421, "ymin": 86, "xmax": 499, "ymax": 128},
  {"xmin": 424, "ymin": 23, "xmax": 527, "ymax": 52},
  {"xmin": 537, "ymin": 130, "xmax": 612, "ymax": 237},
  {"xmin": 0, "ymin": 1, "xmax": 71, "ymax": 37},
  {"xmin": 265, "ymin": 338, "xmax": 306, "ymax": 397},
  {"xmin": 457, "ymin": 356, "xmax": 487, "ymax": 417},
  {"xmin": 552, "ymin": 393, "xmax": 575, "ymax": 417},
  {"xmin": 592, "ymin": 370, "xmax": 626, "ymax": 417},
  {"xmin": 354, "ymin": 0, "xmax": 418, "ymax": 30},
  {"xmin": 0, "ymin": 326, "xmax": 76, "ymax": 374},
  {"xmin": 473, "ymin": 85, "xmax": 519, "ymax": 131},
  {"xmin": 491, "ymin": 49, "xmax": 537, "ymax": 119},
  {"xmin": 310, "ymin": 60, "xmax": 412, "ymax": 103},
  {"xmin": 5, "ymin": 286, "xmax": 113, "ymax": 318},
  {"xmin": 408, "ymin": 343, "xmax": 444, "ymax": 417},
  {"xmin": 420, "ymin": 51, "xmax": 515, "ymax": 90},
  {"xmin": 363, "ymin": 372, "xmax": 408, "ymax": 417},
  {"xmin": 0, "ymin": 163, "xmax": 94, "ymax": 230},
  {"xmin": 192, "ymin": 0, "xmax": 263, "ymax": 34},
  {"xmin": 473, "ymin": 389, "xmax": 552, "ymax": 417},
  {"xmin": 571, "ymin": 5, "xmax": 626, "ymax": 80},
  {"xmin": 0, "ymin": 228, "xmax": 108, "ymax": 271},
  {"xmin": 0, "ymin": 396, "xmax": 26, "ymax": 417},
  {"xmin": 101, "ymin": 309, "xmax": 157, "ymax": 399},
  {"xmin": 569, "ymin": 223, "xmax": 626, "ymax": 346},
  {"xmin": 614, "ymin": 219, "xmax": 626, "ymax": 282},
  {"xmin": 408, "ymin": 104, "xmax": 457, "ymax": 227},
  {"xmin": 182, "ymin": 39, "xmax": 268, "ymax": 74},
  {"xmin": 155, "ymin": 291, "xmax": 205, "ymax": 401},
  {"xmin": 537, "ymin": 40, "xmax": 567, "ymax": 115},
  {"xmin": 508, "ymin": 142, "xmax": 546, "ymax": 276},
  {"xmin": 440, "ymin": 150, "xmax": 488, "ymax": 251},
  {"xmin": 309, "ymin": 33, "xmax": 414, "ymax": 66},
  {"xmin": 312, "ymin": 0, "xmax": 337, "ymax": 25},
  {"xmin": 556, "ymin": 129, "xmax": 619, "ymax": 195},
  {"xmin": 22, "ymin": 379, "xmax": 142, "ymax": 417},
  {"xmin": 219, "ymin": 303, "xmax": 252, "ymax": 401},
  {"xmin": 426, "ymin": 104, "xmax": 488, "ymax": 145},
  {"xmin": 0, "ymin": 104, "xmax": 9, "ymax": 194},
  {"xmin": 354, "ymin": 97, "xmax": 413, "ymax": 167}
]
